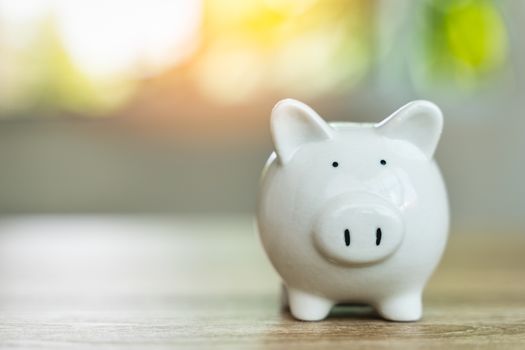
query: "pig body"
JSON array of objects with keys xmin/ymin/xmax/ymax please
[{"xmin": 257, "ymin": 99, "xmax": 449, "ymax": 321}]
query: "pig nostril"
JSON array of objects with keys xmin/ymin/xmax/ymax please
[
  {"xmin": 344, "ymin": 229, "xmax": 350, "ymax": 246},
  {"xmin": 376, "ymin": 228, "xmax": 382, "ymax": 246}
]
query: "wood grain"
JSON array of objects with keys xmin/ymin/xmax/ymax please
[{"xmin": 0, "ymin": 216, "xmax": 524, "ymax": 349}]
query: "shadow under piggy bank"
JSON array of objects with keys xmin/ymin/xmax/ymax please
[{"xmin": 281, "ymin": 303, "xmax": 382, "ymax": 321}]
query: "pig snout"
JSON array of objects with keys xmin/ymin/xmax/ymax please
[{"xmin": 313, "ymin": 193, "xmax": 405, "ymax": 265}]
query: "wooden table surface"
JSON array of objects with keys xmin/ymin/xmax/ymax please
[{"xmin": 0, "ymin": 216, "xmax": 523, "ymax": 349}]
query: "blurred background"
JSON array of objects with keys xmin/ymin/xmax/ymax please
[{"xmin": 0, "ymin": 0, "xmax": 524, "ymax": 233}]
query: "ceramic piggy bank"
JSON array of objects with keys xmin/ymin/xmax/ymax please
[{"xmin": 256, "ymin": 99, "xmax": 449, "ymax": 322}]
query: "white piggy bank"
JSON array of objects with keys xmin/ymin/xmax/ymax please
[{"xmin": 257, "ymin": 99, "xmax": 449, "ymax": 322}]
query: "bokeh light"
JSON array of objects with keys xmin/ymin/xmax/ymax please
[
  {"xmin": 0, "ymin": 0, "xmax": 201, "ymax": 116},
  {"xmin": 0, "ymin": 0, "xmax": 512, "ymax": 116},
  {"xmin": 56, "ymin": 0, "xmax": 201, "ymax": 79}
]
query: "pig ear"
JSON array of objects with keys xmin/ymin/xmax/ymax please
[
  {"xmin": 376, "ymin": 100, "xmax": 443, "ymax": 159},
  {"xmin": 271, "ymin": 99, "xmax": 334, "ymax": 164}
]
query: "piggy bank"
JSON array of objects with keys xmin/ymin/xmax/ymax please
[{"xmin": 256, "ymin": 99, "xmax": 449, "ymax": 322}]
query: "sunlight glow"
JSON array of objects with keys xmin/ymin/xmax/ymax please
[
  {"xmin": 56, "ymin": 0, "xmax": 201, "ymax": 79},
  {"xmin": 0, "ymin": 0, "xmax": 201, "ymax": 79},
  {"xmin": 0, "ymin": 0, "xmax": 201, "ymax": 115}
]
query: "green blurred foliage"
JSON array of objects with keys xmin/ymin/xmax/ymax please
[
  {"xmin": 0, "ymin": 17, "xmax": 133, "ymax": 117},
  {"xmin": 418, "ymin": 0, "xmax": 508, "ymax": 89}
]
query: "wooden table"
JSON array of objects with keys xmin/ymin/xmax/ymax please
[{"xmin": 0, "ymin": 216, "xmax": 524, "ymax": 349}]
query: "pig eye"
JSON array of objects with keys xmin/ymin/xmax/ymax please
[
  {"xmin": 380, "ymin": 159, "xmax": 387, "ymax": 166},
  {"xmin": 332, "ymin": 161, "xmax": 339, "ymax": 168}
]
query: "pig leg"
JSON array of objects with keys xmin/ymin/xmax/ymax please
[
  {"xmin": 288, "ymin": 288, "xmax": 333, "ymax": 321},
  {"xmin": 376, "ymin": 291, "xmax": 422, "ymax": 321}
]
